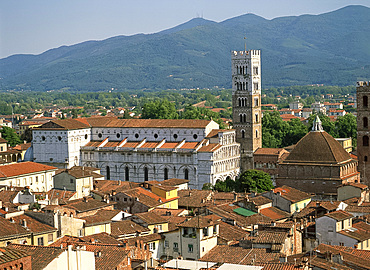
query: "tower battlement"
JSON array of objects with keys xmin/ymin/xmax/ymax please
[
  {"xmin": 357, "ymin": 81, "xmax": 370, "ymax": 90},
  {"xmin": 231, "ymin": 50, "xmax": 260, "ymax": 58}
]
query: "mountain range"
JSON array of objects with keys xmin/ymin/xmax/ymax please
[{"xmin": 1, "ymin": 5, "xmax": 370, "ymax": 92}]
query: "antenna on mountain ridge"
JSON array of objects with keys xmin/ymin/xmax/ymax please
[{"xmin": 244, "ymin": 37, "xmax": 247, "ymax": 51}]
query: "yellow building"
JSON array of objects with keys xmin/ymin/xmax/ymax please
[{"xmin": 335, "ymin": 138, "xmax": 353, "ymax": 153}]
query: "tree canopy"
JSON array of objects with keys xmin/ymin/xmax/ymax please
[
  {"xmin": 141, "ymin": 99, "xmax": 179, "ymax": 119},
  {"xmin": 0, "ymin": 126, "xmax": 21, "ymax": 147}
]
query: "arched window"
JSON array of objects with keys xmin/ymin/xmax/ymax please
[
  {"xmin": 125, "ymin": 166, "xmax": 129, "ymax": 181},
  {"xmin": 144, "ymin": 167, "xmax": 149, "ymax": 181},
  {"xmin": 239, "ymin": 66, "xmax": 242, "ymax": 74},
  {"xmin": 106, "ymin": 166, "xmax": 110, "ymax": 180},
  {"xmin": 256, "ymin": 130, "xmax": 258, "ymax": 138},
  {"xmin": 364, "ymin": 96, "xmax": 368, "ymax": 107},
  {"xmin": 238, "ymin": 98, "xmax": 241, "ymax": 107},
  {"xmin": 243, "ymin": 114, "xmax": 246, "ymax": 123},
  {"xmin": 184, "ymin": 168, "xmax": 189, "ymax": 180},
  {"xmin": 365, "ymin": 156, "xmax": 368, "ymax": 162},
  {"xmin": 255, "ymin": 114, "xmax": 258, "ymax": 123},
  {"xmin": 364, "ymin": 117, "xmax": 368, "ymax": 128},
  {"xmin": 164, "ymin": 168, "xmax": 168, "ymax": 180},
  {"xmin": 240, "ymin": 114, "xmax": 243, "ymax": 123},
  {"xmin": 363, "ymin": 135, "xmax": 369, "ymax": 146},
  {"xmin": 241, "ymin": 130, "xmax": 245, "ymax": 138}
]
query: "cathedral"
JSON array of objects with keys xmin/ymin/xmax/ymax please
[{"xmin": 276, "ymin": 116, "xmax": 360, "ymax": 197}]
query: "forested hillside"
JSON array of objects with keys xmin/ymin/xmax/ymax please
[{"xmin": 0, "ymin": 5, "xmax": 369, "ymax": 92}]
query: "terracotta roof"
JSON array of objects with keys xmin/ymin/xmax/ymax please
[
  {"xmin": 249, "ymin": 195, "xmax": 272, "ymax": 206},
  {"xmin": 259, "ymin": 262, "xmax": 309, "ymax": 270},
  {"xmin": 11, "ymin": 214, "xmax": 57, "ymax": 234},
  {"xmin": 198, "ymin": 143, "xmax": 222, "ymax": 152},
  {"xmin": 282, "ymin": 130, "xmax": 352, "ymax": 164},
  {"xmin": 0, "ymin": 216, "xmax": 29, "ymax": 239},
  {"xmin": 150, "ymin": 208, "xmax": 187, "ymax": 218},
  {"xmin": 259, "ymin": 207, "xmax": 291, "ymax": 221},
  {"xmin": 314, "ymin": 243, "xmax": 370, "ymax": 269},
  {"xmin": 309, "ymin": 256, "xmax": 353, "ymax": 270},
  {"xmin": 55, "ymin": 166, "xmax": 103, "ymax": 179},
  {"xmin": 177, "ymin": 215, "xmax": 219, "ymax": 228},
  {"xmin": 324, "ymin": 210, "xmax": 353, "ymax": 221},
  {"xmin": 84, "ymin": 117, "xmax": 213, "ymax": 128},
  {"xmin": 9, "ymin": 244, "xmax": 64, "ymax": 269},
  {"xmin": 80, "ymin": 232, "xmax": 122, "ymax": 245},
  {"xmin": 159, "ymin": 178, "xmax": 189, "ymax": 186},
  {"xmin": 80, "ymin": 209, "xmax": 121, "ymax": 226},
  {"xmin": 0, "ymin": 137, "xmax": 7, "ymax": 143},
  {"xmin": 47, "ymin": 189, "xmax": 77, "ymax": 203},
  {"xmin": 93, "ymin": 180, "xmax": 140, "ymax": 194},
  {"xmin": 126, "ymin": 233, "xmax": 162, "ymax": 245},
  {"xmin": 254, "ymin": 148, "xmax": 287, "ymax": 156},
  {"xmin": 0, "ymin": 162, "xmax": 57, "ymax": 178},
  {"xmin": 218, "ymin": 221, "xmax": 248, "ymax": 243},
  {"xmin": 345, "ymin": 204, "xmax": 370, "ymax": 214},
  {"xmin": 199, "ymin": 245, "xmax": 280, "ymax": 265},
  {"xmin": 123, "ymin": 187, "xmax": 175, "ymax": 208},
  {"xmin": 38, "ymin": 119, "xmax": 90, "ymax": 130},
  {"xmin": 272, "ymin": 185, "xmax": 311, "ymax": 203},
  {"xmin": 12, "ymin": 143, "xmax": 32, "ymax": 151},
  {"xmin": 295, "ymin": 200, "xmax": 341, "ymax": 218},
  {"xmin": 248, "ymin": 230, "xmax": 288, "ymax": 245},
  {"xmin": 178, "ymin": 189, "xmax": 213, "ymax": 208},
  {"xmin": 340, "ymin": 182, "xmax": 368, "ymax": 190},
  {"xmin": 206, "ymin": 129, "xmax": 231, "ymax": 138},
  {"xmin": 0, "ymin": 190, "xmax": 19, "ymax": 203},
  {"xmin": 134, "ymin": 211, "xmax": 168, "ymax": 225},
  {"xmin": 53, "ymin": 240, "xmax": 131, "ymax": 270},
  {"xmin": 111, "ymin": 220, "xmax": 150, "ymax": 237},
  {"xmin": 0, "ymin": 246, "xmax": 30, "ymax": 264},
  {"xmin": 63, "ymin": 197, "xmax": 115, "ymax": 213},
  {"xmin": 339, "ymin": 221, "xmax": 370, "ymax": 241}
]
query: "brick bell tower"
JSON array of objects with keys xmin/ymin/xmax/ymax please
[
  {"xmin": 357, "ymin": 81, "xmax": 370, "ymax": 186},
  {"xmin": 232, "ymin": 49, "xmax": 262, "ymax": 171}
]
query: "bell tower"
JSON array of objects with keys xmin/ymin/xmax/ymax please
[
  {"xmin": 357, "ymin": 81, "xmax": 370, "ymax": 186},
  {"xmin": 232, "ymin": 49, "xmax": 262, "ymax": 171}
]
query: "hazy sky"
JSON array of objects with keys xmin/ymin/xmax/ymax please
[{"xmin": 1, "ymin": 0, "xmax": 369, "ymax": 59}]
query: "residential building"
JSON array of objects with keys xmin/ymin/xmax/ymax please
[
  {"xmin": 337, "ymin": 182, "xmax": 369, "ymax": 202},
  {"xmin": 0, "ymin": 162, "xmax": 58, "ymax": 192},
  {"xmin": 231, "ymin": 49, "xmax": 262, "ymax": 170},
  {"xmin": 53, "ymin": 166, "xmax": 103, "ymax": 199},
  {"xmin": 0, "ymin": 216, "xmax": 31, "ymax": 247},
  {"xmin": 335, "ymin": 137, "xmax": 353, "ymax": 152},
  {"xmin": 0, "ymin": 246, "xmax": 31, "ymax": 270},
  {"xmin": 311, "ymin": 102, "xmax": 326, "ymax": 114},
  {"xmin": 262, "ymin": 185, "xmax": 311, "ymax": 215},
  {"xmin": 289, "ymin": 101, "xmax": 303, "ymax": 110},
  {"xmin": 324, "ymin": 102, "xmax": 343, "ymax": 110},
  {"xmin": 253, "ymin": 148, "xmax": 289, "ymax": 185}
]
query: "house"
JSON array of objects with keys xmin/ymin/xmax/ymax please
[
  {"xmin": 0, "ymin": 216, "xmax": 31, "ymax": 247},
  {"xmin": 262, "ymin": 185, "xmax": 311, "ymax": 214},
  {"xmin": 9, "ymin": 244, "xmax": 95, "ymax": 270},
  {"xmin": 0, "ymin": 246, "xmax": 31, "ymax": 270},
  {"xmin": 0, "ymin": 135, "xmax": 7, "ymax": 153},
  {"xmin": 253, "ymin": 148, "xmax": 289, "ymax": 185},
  {"xmin": 301, "ymin": 108, "xmax": 313, "ymax": 119},
  {"xmin": 178, "ymin": 189, "xmax": 214, "ymax": 214},
  {"xmin": 335, "ymin": 137, "xmax": 353, "ymax": 153},
  {"xmin": 0, "ymin": 162, "xmax": 58, "ymax": 192},
  {"xmin": 338, "ymin": 182, "xmax": 369, "ymax": 202},
  {"xmin": 289, "ymin": 102, "xmax": 303, "ymax": 110},
  {"xmin": 131, "ymin": 211, "xmax": 169, "ymax": 234},
  {"xmin": 143, "ymin": 178, "xmax": 189, "ymax": 190},
  {"xmin": 110, "ymin": 219, "xmax": 150, "ymax": 240},
  {"xmin": 53, "ymin": 166, "xmax": 104, "ymax": 199},
  {"xmin": 165, "ymin": 215, "xmax": 219, "ymax": 260},
  {"xmin": 311, "ymin": 102, "xmax": 326, "ymax": 114}
]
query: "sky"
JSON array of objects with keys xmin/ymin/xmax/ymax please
[{"xmin": 1, "ymin": 0, "xmax": 369, "ymax": 59}]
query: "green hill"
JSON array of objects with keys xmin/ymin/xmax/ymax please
[{"xmin": 0, "ymin": 5, "xmax": 369, "ymax": 92}]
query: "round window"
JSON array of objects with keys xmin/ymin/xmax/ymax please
[
  {"xmin": 98, "ymin": 133, "xmax": 102, "ymax": 138},
  {"xmin": 173, "ymin": 134, "xmax": 178, "ymax": 139},
  {"xmin": 154, "ymin": 133, "xmax": 158, "ymax": 139},
  {"xmin": 193, "ymin": 134, "xmax": 198, "ymax": 140},
  {"xmin": 116, "ymin": 133, "xmax": 121, "ymax": 138},
  {"xmin": 58, "ymin": 136, "xmax": 62, "ymax": 141},
  {"xmin": 42, "ymin": 136, "xmax": 46, "ymax": 141},
  {"xmin": 135, "ymin": 133, "xmax": 139, "ymax": 139},
  {"xmin": 85, "ymin": 134, "xmax": 88, "ymax": 140}
]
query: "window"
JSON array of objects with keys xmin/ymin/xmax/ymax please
[
  {"xmin": 255, "ymin": 114, "xmax": 258, "ymax": 123},
  {"xmin": 149, "ymin": 242, "xmax": 156, "ymax": 251},
  {"xmin": 364, "ymin": 117, "xmax": 368, "ymax": 128},
  {"xmin": 255, "ymin": 130, "xmax": 258, "ymax": 138},
  {"xmin": 188, "ymin": 244, "xmax": 193, "ymax": 253},
  {"xmin": 339, "ymin": 242, "xmax": 344, "ymax": 246},
  {"xmin": 85, "ymin": 134, "xmax": 88, "ymax": 140},
  {"xmin": 365, "ymin": 156, "xmax": 368, "ymax": 162},
  {"xmin": 98, "ymin": 133, "xmax": 102, "ymax": 138},
  {"xmin": 36, "ymin": 176, "xmax": 38, "ymax": 183},
  {"xmin": 254, "ymin": 97, "xmax": 258, "ymax": 107},
  {"xmin": 241, "ymin": 130, "xmax": 245, "ymax": 139},
  {"xmin": 341, "ymin": 220, "xmax": 344, "ymax": 230},
  {"xmin": 42, "ymin": 136, "xmax": 46, "ymax": 141},
  {"xmin": 58, "ymin": 136, "xmax": 62, "ymax": 141},
  {"xmin": 364, "ymin": 95, "xmax": 368, "ymax": 107},
  {"xmin": 144, "ymin": 167, "xmax": 149, "ymax": 181},
  {"xmin": 174, "ymin": 242, "xmax": 179, "ymax": 252},
  {"xmin": 173, "ymin": 134, "xmax": 178, "ymax": 139},
  {"xmin": 184, "ymin": 168, "xmax": 189, "ymax": 180},
  {"xmin": 70, "ymin": 178, "xmax": 74, "ymax": 184},
  {"xmin": 135, "ymin": 133, "xmax": 139, "ymax": 138},
  {"xmin": 253, "ymin": 66, "xmax": 258, "ymax": 75},
  {"xmin": 78, "ymin": 229, "xmax": 84, "ymax": 237},
  {"xmin": 37, "ymin": 237, "xmax": 44, "ymax": 246},
  {"xmin": 164, "ymin": 168, "xmax": 168, "ymax": 180},
  {"xmin": 203, "ymin": 228, "xmax": 208, "ymax": 237},
  {"xmin": 116, "ymin": 133, "xmax": 121, "ymax": 138},
  {"xmin": 363, "ymin": 135, "xmax": 369, "ymax": 146},
  {"xmin": 154, "ymin": 133, "xmax": 158, "ymax": 139},
  {"xmin": 254, "ymin": 83, "xmax": 259, "ymax": 91},
  {"xmin": 164, "ymin": 240, "xmax": 169, "ymax": 248},
  {"xmin": 106, "ymin": 166, "xmax": 110, "ymax": 180},
  {"xmin": 48, "ymin": 234, "xmax": 53, "ymax": 243},
  {"xmin": 125, "ymin": 166, "xmax": 129, "ymax": 181},
  {"xmin": 193, "ymin": 134, "xmax": 198, "ymax": 140}
]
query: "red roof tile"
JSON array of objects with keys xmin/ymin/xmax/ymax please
[{"xmin": 0, "ymin": 162, "xmax": 57, "ymax": 178}]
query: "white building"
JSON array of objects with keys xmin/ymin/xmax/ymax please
[
  {"xmin": 32, "ymin": 118, "xmax": 240, "ymax": 189},
  {"xmin": 0, "ymin": 162, "xmax": 58, "ymax": 192}
]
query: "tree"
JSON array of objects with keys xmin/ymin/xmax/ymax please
[
  {"xmin": 0, "ymin": 126, "xmax": 21, "ymax": 147},
  {"xmin": 235, "ymin": 170, "xmax": 273, "ymax": 193},
  {"xmin": 335, "ymin": 113, "xmax": 357, "ymax": 146},
  {"xmin": 141, "ymin": 99, "xmax": 179, "ymax": 119}
]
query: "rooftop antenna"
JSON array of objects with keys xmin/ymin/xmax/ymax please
[{"xmin": 244, "ymin": 37, "xmax": 247, "ymax": 51}]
